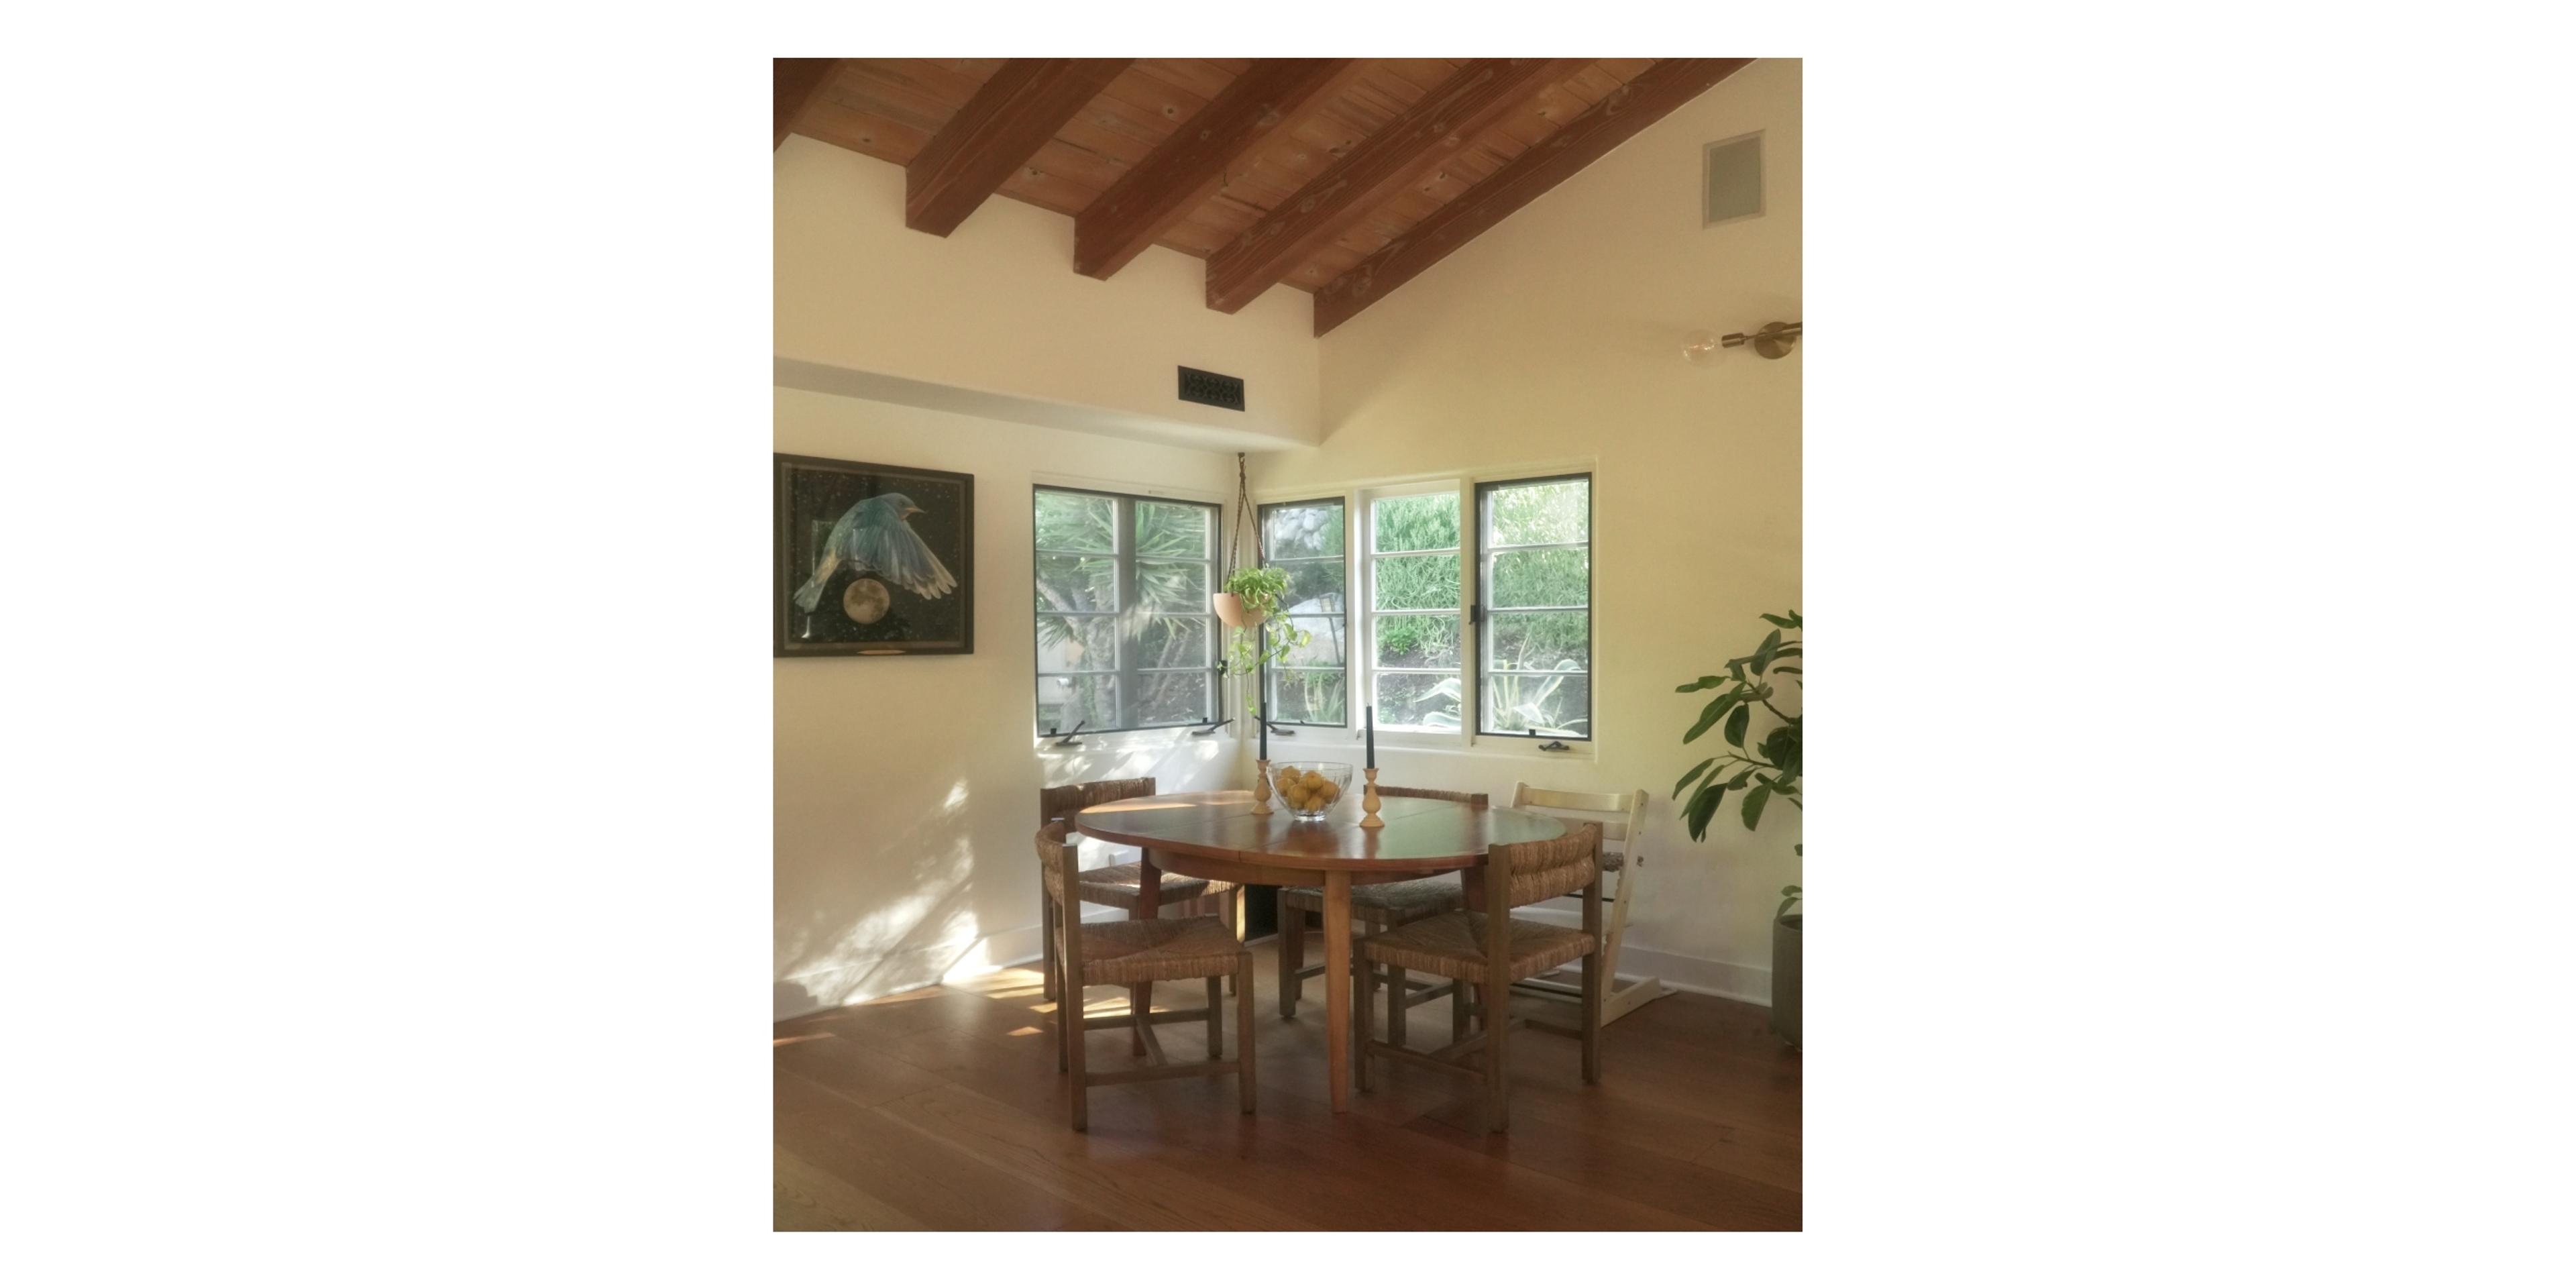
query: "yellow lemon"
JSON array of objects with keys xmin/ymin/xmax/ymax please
[{"xmin": 1317, "ymin": 781, "xmax": 1341, "ymax": 804}]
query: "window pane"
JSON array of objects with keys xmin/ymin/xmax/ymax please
[
  {"xmin": 1132, "ymin": 614, "xmax": 1211, "ymax": 669},
  {"xmin": 1487, "ymin": 478, "xmax": 1589, "ymax": 546},
  {"xmin": 1036, "ymin": 615, "xmax": 1118, "ymax": 672},
  {"xmin": 1271, "ymin": 614, "xmax": 1346, "ymax": 667},
  {"xmin": 1136, "ymin": 558, "xmax": 1208, "ymax": 613},
  {"xmin": 1135, "ymin": 502, "xmax": 1211, "ymax": 558},
  {"xmin": 1134, "ymin": 672, "xmax": 1212, "ymax": 725},
  {"xmin": 1487, "ymin": 611, "xmax": 1588, "ymax": 672},
  {"xmin": 1490, "ymin": 547, "xmax": 1588, "ymax": 608},
  {"xmin": 1038, "ymin": 674, "xmax": 1118, "ymax": 731},
  {"xmin": 1271, "ymin": 672, "xmax": 1346, "ymax": 725},
  {"xmin": 1375, "ymin": 672, "xmax": 1462, "ymax": 729},
  {"xmin": 1372, "ymin": 553, "xmax": 1458, "ymax": 609},
  {"xmin": 1035, "ymin": 553, "xmax": 1117, "ymax": 612},
  {"xmin": 1371, "ymin": 494, "xmax": 1458, "ymax": 552},
  {"xmin": 1264, "ymin": 502, "xmax": 1344, "ymax": 559},
  {"xmin": 1273, "ymin": 558, "xmax": 1345, "ymax": 614},
  {"xmin": 1483, "ymin": 674, "xmax": 1590, "ymax": 737},
  {"xmin": 1034, "ymin": 490, "xmax": 1115, "ymax": 553},
  {"xmin": 1375, "ymin": 613, "xmax": 1460, "ymax": 669}
]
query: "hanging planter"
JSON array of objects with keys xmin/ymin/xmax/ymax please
[
  {"xmin": 1214, "ymin": 453, "xmax": 1307, "ymax": 712},
  {"xmin": 1211, "ymin": 592, "xmax": 1267, "ymax": 629}
]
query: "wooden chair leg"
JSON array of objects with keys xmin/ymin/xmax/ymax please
[
  {"xmin": 1483, "ymin": 966, "xmax": 1511, "ymax": 1133},
  {"xmin": 1354, "ymin": 951, "xmax": 1375, "ymax": 1093},
  {"xmin": 1603, "ymin": 866, "xmax": 1635, "ymax": 989},
  {"xmin": 1067, "ymin": 977, "xmax": 1089, "ymax": 1134},
  {"xmin": 1040, "ymin": 889, "xmax": 1059, "ymax": 1001},
  {"xmin": 1582, "ymin": 947, "xmax": 1603, "ymax": 1084},
  {"xmin": 1130, "ymin": 983, "xmax": 1148, "ymax": 1057},
  {"xmin": 1226, "ymin": 887, "xmax": 1244, "ymax": 994},
  {"xmin": 1452, "ymin": 980, "xmax": 1470, "ymax": 1042},
  {"xmin": 1387, "ymin": 963, "xmax": 1409, "ymax": 1049},
  {"xmin": 1278, "ymin": 898, "xmax": 1306, "ymax": 1018},
  {"xmin": 1205, "ymin": 975, "xmax": 1223, "ymax": 1058},
  {"xmin": 1236, "ymin": 960, "xmax": 1256, "ymax": 1114}
]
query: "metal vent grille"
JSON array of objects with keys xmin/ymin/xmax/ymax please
[
  {"xmin": 1703, "ymin": 131, "xmax": 1764, "ymax": 227},
  {"xmin": 1177, "ymin": 366, "xmax": 1246, "ymax": 412}
]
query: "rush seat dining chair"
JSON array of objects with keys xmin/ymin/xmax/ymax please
[
  {"xmin": 1038, "ymin": 777, "xmax": 1245, "ymax": 1005},
  {"xmin": 1506, "ymin": 782, "xmax": 1669, "ymax": 1024},
  {"xmin": 1274, "ymin": 786, "xmax": 1486, "ymax": 1046},
  {"xmin": 1037, "ymin": 822, "xmax": 1254, "ymax": 1132},
  {"xmin": 1353, "ymin": 823, "xmax": 1605, "ymax": 1133}
]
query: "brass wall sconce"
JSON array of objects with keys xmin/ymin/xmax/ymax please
[{"xmin": 1683, "ymin": 321, "xmax": 1801, "ymax": 365}]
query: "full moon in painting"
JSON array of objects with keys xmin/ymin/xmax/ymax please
[{"xmin": 841, "ymin": 578, "xmax": 892, "ymax": 624}]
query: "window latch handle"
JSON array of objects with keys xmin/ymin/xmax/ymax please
[{"xmin": 1538, "ymin": 740, "xmax": 1572, "ymax": 752}]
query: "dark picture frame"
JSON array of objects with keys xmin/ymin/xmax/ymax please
[{"xmin": 774, "ymin": 453, "xmax": 975, "ymax": 657}]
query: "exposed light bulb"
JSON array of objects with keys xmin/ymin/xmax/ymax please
[{"xmin": 1682, "ymin": 329, "xmax": 1723, "ymax": 366}]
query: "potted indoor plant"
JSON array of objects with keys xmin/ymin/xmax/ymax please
[
  {"xmin": 1216, "ymin": 566, "xmax": 1311, "ymax": 712},
  {"xmin": 1672, "ymin": 610, "xmax": 1802, "ymax": 1047}
]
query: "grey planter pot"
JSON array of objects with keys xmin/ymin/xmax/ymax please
[{"xmin": 1771, "ymin": 912, "xmax": 1801, "ymax": 1049}]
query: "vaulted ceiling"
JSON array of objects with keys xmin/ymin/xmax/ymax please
[{"xmin": 776, "ymin": 58, "xmax": 1754, "ymax": 336}]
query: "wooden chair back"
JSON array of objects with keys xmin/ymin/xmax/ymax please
[
  {"xmin": 1034, "ymin": 821, "xmax": 1077, "ymax": 903},
  {"xmin": 1508, "ymin": 782, "xmax": 1648, "ymax": 870},
  {"xmin": 1040, "ymin": 776, "xmax": 1157, "ymax": 825},
  {"xmin": 1379, "ymin": 784, "xmax": 1489, "ymax": 807},
  {"xmin": 1492, "ymin": 822, "xmax": 1601, "ymax": 908}
]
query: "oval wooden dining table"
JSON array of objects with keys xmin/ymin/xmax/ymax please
[{"xmin": 1073, "ymin": 788, "xmax": 1566, "ymax": 1113}]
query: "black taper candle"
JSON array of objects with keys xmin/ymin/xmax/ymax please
[
  {"xmin": 1366, "ymin": 704, "xmax": 1375, "ymax": 768},
  {"xmin": 1258, "ymin": 663, "xmax": 1268, "ymax": 761}
]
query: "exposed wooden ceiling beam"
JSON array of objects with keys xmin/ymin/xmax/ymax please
[
  {"xmin": 904, "ymin": 59, "xmax": 1133, "ymax": 237},
  {"xmin": 774, "ymin": 59, "xmax": 843, "ymax": 150},
  {"xmin": 1073, "ymin": 59, "xmax": 1366, "ymax": 282},
  {"xmin": 1312, "ymin": 59, "xmax": 1755, "ymax": 337},
  {"xmin": 1201, "ymin": 58, "xmax": 1585, "ymax": 315}
]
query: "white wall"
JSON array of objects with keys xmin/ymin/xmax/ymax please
[
  {"xmin": 773, "ymin": 388, "xmax": 1244, "ymax": 1018},
  {"xmin": 1246, "ymin": 59, "xmax": 1803, "ymax": 1001},
  {"xmin": 774, "ymin": 136, "xmax": 1322, "ymax": 451}
]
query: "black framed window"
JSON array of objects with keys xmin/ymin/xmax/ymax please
[
  {"xmin": 1475, "ymin": 474, "xmax": 1591, "ymax": 739},
  {"xmin": 1258, "ymin": 497, "xmax": 1349, "ymax": 727},
  {"xmin": 1032, "ymin": 486, "xmax": 1218, "ymax": 734},
  {"xmin": 1365, "ymin": 490, "xmax": 1465, "ymax": 731}
]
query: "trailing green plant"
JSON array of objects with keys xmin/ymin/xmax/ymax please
[
  {"xmin": 1672, "ymin": 610, "xmax": 1802, "ymax": 914},
  {"xmin": 1221, "ymin": 566, "xmax": 1311, "ymax": 712}
]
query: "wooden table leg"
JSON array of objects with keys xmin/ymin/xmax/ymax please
[
  {"xmin": 1133, "ymin": 850, "xmax": 1162, "ymax": 1057},
  {"xmin": 1322, "ymin": 870, "xmax": 1352, "ymax": 1114}
]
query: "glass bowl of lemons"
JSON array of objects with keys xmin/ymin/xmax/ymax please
[{"xmin": 1267, "ymin": 761, "xmax": 1353, "ymax": 820}]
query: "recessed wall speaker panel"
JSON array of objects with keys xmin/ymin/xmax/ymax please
[
  {"xmin": 1177, "ymin": 366, "xmax": 1246, "ymax": 412},
  {"xmin": 1703, "ymin": 131, "xmax": 1764, "ymax": 227}
]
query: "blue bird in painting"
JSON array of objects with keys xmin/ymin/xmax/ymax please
[{"xmin": 792, "ymin": 492, "xmax": 958, "ymax": 612}]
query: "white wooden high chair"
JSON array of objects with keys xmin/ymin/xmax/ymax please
[{"xmin": 1506, "ymin": 782, "xmax": 1674, "ymax": 1024}]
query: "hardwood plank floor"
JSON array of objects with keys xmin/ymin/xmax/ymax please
[{"xmin": 773, "ymin": 939, "xmax": 1801, "ymax": 1230}]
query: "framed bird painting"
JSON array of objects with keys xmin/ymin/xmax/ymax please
[{"xmin": 774, "ymin": 453, "xmax": 975, "ymax": 657}]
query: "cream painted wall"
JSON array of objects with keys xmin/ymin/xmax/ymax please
[
  {"xmin": 1248, "ymin": 59, "xmax": 1803, "ymax": 1000},
  {"xmin": 773, "ymin": 387, "xmax": 1246, "ymax": 1018},
  {"xmin": 773, "ymin": 136, "xmax": 1321, "ymax": 451}
]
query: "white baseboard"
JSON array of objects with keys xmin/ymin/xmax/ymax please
[{"xmin": 1511, "ymin": 906, "xmax": 1773, "ymax": 1007}]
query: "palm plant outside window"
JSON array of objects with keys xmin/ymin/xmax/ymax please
[
  {"xmin": 1477, "ymin": 476, "xmax": 1591, "ymax": 739},
  {"xmin": 1258, "ymin": 498, "xmax": 1348, "ymax": 726},
  {"xmin": 1032, "ymin": 486, "xmax": 1219, "ymax": 733}
]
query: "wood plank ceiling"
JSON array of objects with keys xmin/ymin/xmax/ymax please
[{"xmin": 778, "ymin": 58, "xmax": 1753, "ymax": 336}]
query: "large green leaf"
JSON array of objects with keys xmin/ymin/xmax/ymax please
[
  {"xmin": 1683, "ymin": 690, "xmax": 1743, "ymax": 743},
  {"xmin": 1673, "ymin": 757, "xmax": 1716, "ymax": 799},
  {"xmin": 1741, "ymin": 784, "xmax": 1772, "ymax": 830},
  {"xmin": 1750, "ymin": 629, "xmax": 1782, "ymax": 674},
  {"xmin": 1723, "ymin": 703, "xmax": 1751, "ymax": 747},
  {"xmin": 1760, "ymin": 612, "xmax": 1796, "ymax": 628},
  {"xmin": 1684, "ymin": 782, "xmax": 1726, "ymax": 841},
  {"xmin": 1728, "ymin": 768, "xmax": 1756, "ymax": 789},
  {"xmin": 1675, "ymin": 675, "xmax": 1723, "ymax": 693}
]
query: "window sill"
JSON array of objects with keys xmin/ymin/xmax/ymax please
[
  {"xmin": 1256, "ymin": 733, "xmax": 1599, "ymax": 765},
  {"xmin": 1032, "ymin": 725, "xmax": 1214, "ymax": 757}
]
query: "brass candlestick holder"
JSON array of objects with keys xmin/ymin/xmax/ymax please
[
  {"xmin": 1251, "ymin": 759, "xmax": 1274, "ymax": 815},
  {"xmin": 1357, "ymin": 767, "xmax": 1384, "ymax": 828}
]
